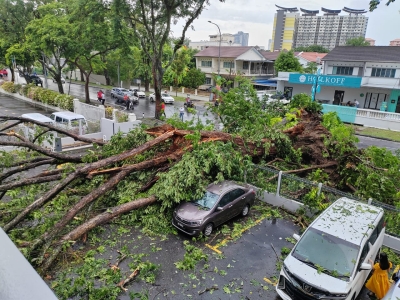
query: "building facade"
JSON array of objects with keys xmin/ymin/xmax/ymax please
[
  {"xmin": 390, "ymin": 39, "xmax": 400, "ymax": 46},
  {"xmin": 273, "ymin": 46, "xmax": 400, "ymax": 112},
  {"xmin": 271, "ymin": 5, "xmax": 368, "ymax": 51},
  {"xmin": 365, "ymin": 38, "xmax": 375, "ymax": 46},
  {"xmin": 188, "ymin": 41, "xmax": 241, "ymax": 51},
  {"xmin": 194, "ymin": 46, "xmax": 276, "ymax": 89},
  {"xmin": 233, "ymin": 31, "xmax": 249, "ymax": 46}
]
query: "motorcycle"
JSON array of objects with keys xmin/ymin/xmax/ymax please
[{"xmin": 184, "ymin": 101, "xmax": 195, "ymax": 109}]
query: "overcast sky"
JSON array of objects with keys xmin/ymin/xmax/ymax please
[{"xmin": 171, "ymin": 0, "xmax": 400, "ymax": 48}]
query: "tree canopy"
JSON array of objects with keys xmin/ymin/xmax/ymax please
[
  {"xmin": 274, "ymin": 50, "xmax": 303, "ymax": 74},
  {"xmin": 345, "ymin": 37, "xmax": 371, "ymax": 46},
  {"xmin": 294, "ymin": 45, "xmax": 329, "ymax": 53}
]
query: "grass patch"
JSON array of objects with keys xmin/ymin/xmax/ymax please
[{"xmin": 350, "ymin": 125, "xmax": 400, "ymax": 141}]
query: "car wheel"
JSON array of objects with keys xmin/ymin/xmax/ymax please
[
  {"xmin": 241, "ymin": 205, "xmax": 250, "ymax": 217},
  {"xmin": 203, "ymin": 223, "xmax": 213, "ymax": 236}
]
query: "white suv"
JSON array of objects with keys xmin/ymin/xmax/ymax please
[{"xmin": 276, "ymin": 197, "xmax": 385, "ymax": 300}]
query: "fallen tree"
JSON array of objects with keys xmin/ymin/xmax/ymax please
[{"xmin": 0, "ymin": 89, "xmax": 399, "ymax": 283}]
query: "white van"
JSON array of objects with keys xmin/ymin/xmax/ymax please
[
  {"xmin": 21, "ymin": 113, "xmax": 55, "ymax": 125},
  {"xmin": 276, "ymin": 197, "xmax": 385, "ymax": 300},
  {"xmin": 49, "ymin": 112, "xmax": 88, "ymax": 135}
]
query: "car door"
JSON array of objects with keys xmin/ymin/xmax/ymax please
[
  {"xmin": 228, "ymin": 188, "xmax": 247, "ymax": 217},
  {"xmin": 213, "ymin": 191, "xmax": 235, "ymax": 226},
  {"xmin": 352, "ymin": 242, "xmax": 371, "ymax": 297}
]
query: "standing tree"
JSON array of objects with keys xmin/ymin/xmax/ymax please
[
  {"xmin": 274, "ymin": 50, "xmax": 303, "ymax": 74},
  {"xmin": 182, "ymin": 68, "xmax": 206, "ymax": 89},
  {"xmin": 131, "ymin": 46, "xmax": 153, "ymax": 92},
  {"xmin": 303, "ymin": 62, "xmax": 318, "ymax": 74},
  {"xmin": 115, "ymin": 0, "xmax": 217, "ymax": 118},
  {"xmin": 294, "ymin": 45, "xmax": 329, "ymax": 53},
  {"xmin": 163, "ymin": 46, "xmax": 190, "ymax": 96},
  {"xmin": 345, "ymin": 37, "xmax": 371, "ymax": 46},
  {"xmin": 369, "ymin": 0, "xmax": 396, "ymax": 11}
]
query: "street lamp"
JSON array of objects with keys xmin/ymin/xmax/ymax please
[{"xmin": 208, "ymin": 21, "xmax": 221, "ymax": 75}]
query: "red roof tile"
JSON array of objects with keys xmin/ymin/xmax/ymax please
[{"xmin": 297, "ymin": 52, "xmax": 328, "ymax": 63}]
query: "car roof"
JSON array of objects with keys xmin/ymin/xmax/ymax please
[
  {"xmin": 311, "ymin": 197, "xmax": 383, "ymax": 245},
  {"xmin": 207, "ymin": 180, "xmax": 246, "ymax": 195},
  {"xmin": 51, "ymin": 111, "xmax": 86, "ymax": 119},
  {"xmin": 21, "ymin": 113, "xmax": 54, "ymax": 123}
]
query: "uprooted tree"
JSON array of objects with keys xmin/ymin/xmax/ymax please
[{"xmin": 1, "ymin": 80, "xmax": 400, "ymax": 278}]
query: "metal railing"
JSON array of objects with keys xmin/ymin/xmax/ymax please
[{"xmin": 245, "ymin": 164, "xmax": 400, "ymax": 237}]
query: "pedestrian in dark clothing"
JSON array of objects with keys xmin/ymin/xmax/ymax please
[
  {"xmin": 101, "ymin": 91, "xmax": 105, "ymax": 105},
  {"xmin": 124, "ymin": 94, "xmax": 130, "ymax": 110}
]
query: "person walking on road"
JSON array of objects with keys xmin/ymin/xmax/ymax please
[
  {"xmin": 161, "ymin": 101, "xmax": 166, "ymax": 117},
  {"xmin": 97, "ymin": 90, "xmax": 103, "ymax": 103},
  {"xmin": 179, "ymin": 106, "xmax": 184, "ymax": 121},
  {"xmin": 124, "ymin": 93, "xmax": 130, "ymax": 111},
  {"xmin": 101, "ymin": 91, "xmax": 105, "ymax": 105},
  {"xmin": 365, "ymin": 252, "xmax": 391, "ymax": 299}
]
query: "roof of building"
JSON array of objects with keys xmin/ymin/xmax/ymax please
[
  {"xmin": 365, "ymin": 38, "xmax": 375, "ymax": 41},
  {"xmin": 391, "ymin": 38, "xmax": 400, "ymax": 42},
  {"xmin": 258, "ymin": 50, "xmax": 300, "ymax": 61},
  {"xmin": 323, "ymin": 46, "xmax": 400, "ymax": 62},
  {"xmin": 194, "ymin": 46, "xmax": 254, "ymax": 58},
  {"xmin": 297, "ymin": 52, "xmax": 328, "ymax": 63}
]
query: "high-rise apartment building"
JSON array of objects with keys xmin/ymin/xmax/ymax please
[
  {"xmin": 233, "ymin": 31, "xmax": 249, "ymax": 46},
  {"xmin": 271, "ymin": 5, "xmax": 368, "ymax": 51}
]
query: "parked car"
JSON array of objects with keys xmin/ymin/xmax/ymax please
[
  {"xmin": 276, "ymin": 197, "xmax": 385, "ymax": 300},
  {"xmin": 198, "ymin": 84, "xmax": 212, "ymax": 91},
  {"xmin": 0, "ymin": 69, "xmax": 8, "ymax": 76},
  {"xmin": 172, "ymin": 181, "xmax": 256, "ymax": 236},
  {"xmin": 149, "ymin": 92, "xmax": 175, "ymax": 104},
  {"xmin": 110, "ymin": 87, "xmax": 127, "ymax": 98},
  {"xmin": 49, "ymin": 111, "xmax": 88, "ymax": 135},
  {"xmin": 129, "ymin": 89, "xmax": 146, "ymax": 98},
  {"xmin": 52, "ymin": 76, "xmax": 66, "ymax": 84},
  {"xmin": 29, "ymin": 75, "xmax": 43, "ymax": 86},
  {"xmin": 114, "ymin": 90, "xmax": 139, "ymax": 104}
]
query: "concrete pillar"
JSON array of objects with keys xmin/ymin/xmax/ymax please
[
  {"xmin": 73, "ymin": 98, "xmax": 80, "ymax": 113},
  {"xmin": 169, "ymin": 86, "xmax": 172, "ymax": 92},
  {"xmin": 182, "ymin": 87, "xmax": 185, "ymax": 94},
  {"xmin": 195, "ymin": 89, "xmax": 198, "ymax": 96},
  {"xmin": 112, "ymin": 109, "xmax": 118, "ymax": 121}
]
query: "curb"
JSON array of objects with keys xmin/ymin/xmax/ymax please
[{"xmin": 355, "ymin": 133, "xmax": 400, "ymax": 143}]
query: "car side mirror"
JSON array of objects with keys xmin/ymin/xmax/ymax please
[
  {"xmin": 360, "ymin": 263, "xmax": 372, "ymax": 271},
  {"xmin": 293, "ymin": 234, "xmax": 300, "ymax": 241},
  {"xmin": 216, "ymin": 207, "xmax": 223, "ymax": 211}
]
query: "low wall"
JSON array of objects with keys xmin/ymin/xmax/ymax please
[
  {"xmin": 73, "ymin": 99, "xmax": 105, "ymax": 122},
  {"xmin": 0, "ymin": 89, "xmax": 63, "ymax": 113},
  {"xmin": 101, "ymin": 118, "xmax": 142, "ymax": 141}
]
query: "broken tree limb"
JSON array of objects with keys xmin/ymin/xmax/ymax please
[
  {"xmin": 31, "ymin": 129, "xmax": 52, "ymax": 144},
  {"xmin": 33, "ymin": 150, "xmax": 184, "ymax": 253},
  {"xmin": 198, "ymin": 285, "xmax": 219, "ymax": 295},
  {"xmin": 0, "ymin": 120, "xmax": 22, "ymax": 132},
  {"xmin": 31, "ymin": 169, "xmax": 63, "ymax": 178},
  {"xmin": 3, "ymin": 172, "xmax": 77, "ymax": 232},
  {"xmin": 0, "ymin": 138, "xmax": 83, "ymax": 163},
  {"xmin": 0, "ymin": 158, "xmax": 56, "ymax": 182},
  {"xmin": 4, "ymin": 130, "xmax": 175, "ymax": 232},
  {"xmin": 117, "ymin": 268, "xmax": 140, "ymax": 291},
  {"xmin": 41, "ymin": 196, "xmax": 157, "ymax": 272},
  {"xmin": 1, "ymin": 156, "xmax": 51, "ymax": 169},
  {"xmin": 0, "ymin": 174, "xmax": 62, "ymax": 192},
  {"xmin": 0, "ymin": 116, "xmax": 106, "ymax": 145}
]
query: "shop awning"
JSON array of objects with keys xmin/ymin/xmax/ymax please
[
  {"xmin": 269, "ymin": 76, "xmax": 288, "ymax": 81},
  {"xmin": 252, "ymin": 79, "xmax": 277, "ymax": 87}
]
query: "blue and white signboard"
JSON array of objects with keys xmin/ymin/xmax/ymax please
[{"xmin": 289, "ymin": 74, "xmax": 362, "ymax": 88}]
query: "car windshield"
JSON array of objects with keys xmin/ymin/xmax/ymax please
[
  {"xmin": 192, "ymin": 191, "xmax": 219, "ymax": 210},
  {"xmin": 292, "ymin": 227, "xmax": 360, "ymax": 279}
]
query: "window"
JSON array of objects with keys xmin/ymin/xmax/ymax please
[
  {"xmin": 223, "ymin": 61, "xmax": 234, "ymax": 68},
  {"xmin": 201, "ymin": 60, "xmax": 212, "ymax": 67},
  {"xmin": 332, "ymin": 66, "xmax": 354, "ymax": 75},
  {"xmin": 243, "ymin": 61, "xmax": 249, "ymax": 69},
  {"xmin": 371, "ymin": 68, "xmax": 396, "ymax": 78},
  {"xmin": 368, "ymin": 217, "xmax": 384, "ymax": 245},
  {"xmin": 230, "ymin": 188, "xmax": 246, "ymax": 200},
  {"xmin": 205, "ymin": 77, "xmax": 211, "ymax": 85},
  {"xmin": 218, "ymin": 192, "xmax": 234, "ymax": 207}
]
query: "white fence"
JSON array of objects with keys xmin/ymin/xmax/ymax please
[
  {"xmin": 355, "ymin": 108, "xmax": 400, "ymax": 131},
  {"xmin": 73, "ymin": 99, "xmax": 105, "ymax": 123}
]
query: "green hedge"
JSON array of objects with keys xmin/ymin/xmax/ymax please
[{"xmin": 1, "ymin": 81, "xmax": 74, "ymax": 111}]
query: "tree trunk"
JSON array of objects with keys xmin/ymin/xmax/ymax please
[
  {"xmin": 41, "ymin": 196, "xmax": 157, "ymax": 272},
  {"xmin": 4, "ymin": 130, "xmax": 175, "ymax": 232},
  {"xmin": 0, "ymin": 174, "xmax": 62, "ymax": 192},
  {"xmin": 144, "ymin": 78, "xmax": 150, "ymax": 92},
  {"xmin": 84, "ymin": 72, "xmax": 91, "ymax": 103},
  {"xmin": 152, "ymin": 57, "xmax": 163, "ymax": 119}
]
